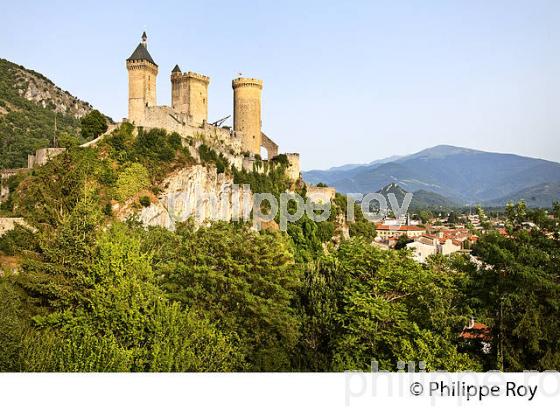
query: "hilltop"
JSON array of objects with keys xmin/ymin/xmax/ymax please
[
  {"xmin": 0, "ymin": 58, "xmax": 103, "ymax": 168},
  {"xmin": 376, "ymin": 182, "xmax": 459, "ymax": 212}
]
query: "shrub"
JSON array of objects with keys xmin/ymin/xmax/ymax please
[
  {"xmin": 0, "ymin": 225, "xmax": 36, "ymax": 255},
  {"xmin": 135, "ymin": 128, "xmax": 174, "ymax": 162},
  {"xmin": 103, "ymin": 203, "xmax": 113, "ymax": 216},
  {"xmin": 316, "ymin": 221, "xmax": 335, "ymax": 242},
  {"xmin": 115, "ymin": 163, "xmax": 150, "ymax": 201},
  {"xmin": 139, "ymin": 196, "xmax": 151, "ymax": 207},
  {"xmin": 57, "ymin": 133, "xmax": 80, "ymax": 148},
  {"xmin": 198, "ymin": 144, "xmax": 230, "ymax": 174}
]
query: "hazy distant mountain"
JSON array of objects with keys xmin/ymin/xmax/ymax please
[
  {"xmin": 303, "ymin": 145, "xmax": 560, "ymax": 207},
  {"xmin": 304, "ymin": 155, "xmax": 402, "ymax": 185},
  {"xmin": 375, "ymin": 183, "xmax": 459, "ymax": 211},
  {"xmin": 483, "ymin": 182, "xmax": 560, "ymax": 208}
]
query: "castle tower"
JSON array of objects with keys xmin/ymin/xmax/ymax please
[
  {"xmin": 171, "ymin": 68, "xmax": 209, "ymax": 127},
  {"xmin": 232, "ymin": 77, "xmax": 263, "ymax": 155},
  {"xmin": 126, "ymin": 32, "xmax": 158, "ymax": 124},
  {"xmin": 171, "ymin": 65, "xmax": 187, "ymax": 113},
  {"xmin": 285, "ymin": 153, "xmax": 301, "ymax": 181},
  {"xmin": 184, "ymin": 72, "xmax": 210, "ymax": 126}
]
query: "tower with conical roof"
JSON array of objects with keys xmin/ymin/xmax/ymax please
[{"xmin": 126, "ymin": 32, "xmax": 158, "ymax": 124}]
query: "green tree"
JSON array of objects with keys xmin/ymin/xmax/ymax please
[
  {"xmin": 418, "ymin": 210, "xmax": 433, "ymax": 224},
  {"xmin": 395, "ymin": 234, "xmax": 413, "ymax": 250},
  {"xmin": 17, "ymin": 222, "xmax": 244, "ymax": 372},
  {"xmin": 320, "ymin": 238, "xmax": 479, "ymax": 371},
  {"xmin": 80, "ymin": 110, "xmax": 108, "ymax": 141},
  {"xmin": 505, "ymin": 201, "xmax": 527, "ymax": 232},
  {"xmin": 146, "ymin": 222, "xmax": 302, "ymax": 371},
  {"xmin": 0, "ymin": 278, "xmax": 30, "ymax": 371},
  {"xmin": 115, "ymin": 162, "xmax": 150, "ymax": 200},
  {"xmin": 470, "ymin": 226, "xmax": 560, "ymax": 371},
  {"xmin": 447, "ymin": 211, "xmax": 459, "ymax": 224},
  {"xmin": 57, "ymin": 132, "xmax": 81, "ymax": 148},
  {"xmin": 349, "ymin": 220, "xmax": 376, "ymax": 241}
]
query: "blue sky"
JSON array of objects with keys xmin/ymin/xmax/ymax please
[{"xmin": 1, "ymin": 0, "xmax": 558, "ymax": 170}]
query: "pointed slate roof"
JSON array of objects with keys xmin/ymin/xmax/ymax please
[
  {"xmin": 127, "ymin": 43, "xmax": 157, "ymax": 66},
  {"xmin": 172, "ymin": 64, "xmax": 181, "ymax": 73}
]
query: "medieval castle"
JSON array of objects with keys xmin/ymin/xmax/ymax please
[
  {"xmin": 125, "ymin": 32, "xmax": 300, "ymax": 179},
  {"xmin": 0, "ymin": 33, "xmax": 338, "ymax": 231}
]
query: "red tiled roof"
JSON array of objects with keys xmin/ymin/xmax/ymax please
[
  {"xmin": 459, "ymin": 322, "xmax": 492, "ymax": 341},
  {"xmin": 376, "ymin": 224, "xmax": 425, "ymax": 231}
]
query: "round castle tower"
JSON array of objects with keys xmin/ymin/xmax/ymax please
[
  {"xmin": 126, "ymin": 32, "xmax": 158, "ymax": 124},
  {"xmin": 232, "ymin": 78, "xmax": 263, "ymax": 155}
]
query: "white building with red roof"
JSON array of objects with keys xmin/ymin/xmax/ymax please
[{"xmin": 375, "ymin": 224, "xmax": 425, "ymax": 240}]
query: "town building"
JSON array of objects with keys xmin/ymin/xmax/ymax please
[
  {"xmin": 406, "ymin": 234, "xmax": 462, "ymax": 263},
  {"xmin": 375, "ymin": 224, "xmax": 426, "ymax": 239}
]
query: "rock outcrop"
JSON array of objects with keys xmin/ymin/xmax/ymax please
[
  {"xmin": 116, "ymin": 165, "xmax": 253, "ymax": 230},
  {"xmin": 0, "ymin": 217, "xmax": 33, "ymax": 237},
  {"xmin": 13, "ymin": 64, "xmax": 93, "ymax": 118}
]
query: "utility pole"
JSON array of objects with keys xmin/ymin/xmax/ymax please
[
  {"xmin": 497, "ymin": 297, "xmax": 505, "ymax": 372},
  {"xmin": 53, "ymin": 112, "xmax": 58, "ymax": 148}
]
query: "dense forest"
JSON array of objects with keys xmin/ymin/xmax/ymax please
[{"xmin": 1, "ymin": 124, "xmax": 559, "ymax": 372}]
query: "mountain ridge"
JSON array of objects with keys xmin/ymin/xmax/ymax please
[{"xmin": 303, "ymin": 145, "xmax": 560, "ymax": 207}]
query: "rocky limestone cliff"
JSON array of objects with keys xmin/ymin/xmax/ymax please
[
  {"xmin": 115, "ymin": 165, "xmax": 253, "ymax": 229},
  {"xmin": 9, "ymin": 61, "xmax": 93, "ymax": 118}
]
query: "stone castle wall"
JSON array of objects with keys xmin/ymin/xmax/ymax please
[
  {"xmin": 124, "ymin": 35, "xmax": 301, "ymax": 185},
  {"xmin": 28, "ymin": 148, "xmax": 66, "ymax": 168},
  {"xmin": 306, "ymin": 186, "xmax": 336, "ymax": 203},
  {"xmin": 139, "ymin": 106, "xmax": 243, "ymax": 169},
  {"xmin": 261, "ymin": 132, "xmax": 279, "ymax": 159}
]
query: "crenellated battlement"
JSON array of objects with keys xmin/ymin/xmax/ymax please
[
  {"xmin": 232, "ymin": 78, "xmax": 263, "ymax": 89},
  {"xmin": 185, "ymin": 71, "xmax": 210, "ymax": 83},
  {"xmin": 126, "ymin": 60, "xmax": 158, "ymax": 72},
  {"xmin": 171, "ymin": 71, "xmax": 210, "ymax": 83}
]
